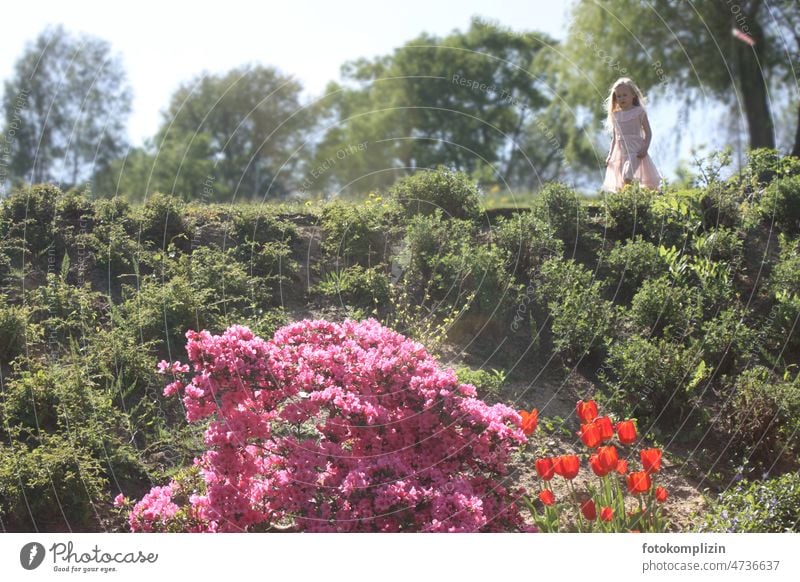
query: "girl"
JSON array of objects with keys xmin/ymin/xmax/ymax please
[{"xmin": 602, "ymin": 77, "xmax": 661, "ymax": 192}]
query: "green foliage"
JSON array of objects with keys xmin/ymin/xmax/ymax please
[
  {"xmin": 401, "ymin": 211, "xmax": 520, "ymax": 329},
  {"xmin": 603, "ymin": 185, "xmax": 658, "ymax": 239},
  {"xmin": 603, "ymin": 335, "xmax": 707, "ymax": 429},
  {"xmin": 741, "ymin": 148, "xmax": 800, "ymax": 191},
  {"xmin": 454, "ymin": 366, "xmax": 507, "ymax": 399},
  {"xmin": 693, "ymin": 307, "xmax": 756, "ymax": 376},
  {"xmin": 718, "ymin": 366, "xmax": 800, "ymax": 466},
  {"xmin": 538, "ymin": 258, "xmax": 614, "ymax": 361},
  {"xmin": 532, "ymin": 182, "xmax": 587, "ymax": 245},
  {"xmin": 1, "ymin": 24, "xmax": 131, "ymax": 186},
  {"xmin": 0, "ymin": 304, "xmax": 32, "ymax": 364},
  {"xmin": 628, "ymin": 276, "xmax": 702, "ymax": 339},
  {"xmin": 0, "ymin": 184, "xmax": 60, "ymax": 254},
  {"xmin": 759, "ymin": 175, "xmax": 800, "ymax": 234},
  {"xmin": 314, "ymin": 18, "xmax": 564, "ymax": 193},
  {"xmin": 28, "ymin": 274, "xmax": 102, "ymax": 346},
  {"xmin": 493, "ymin": 211, "xmax": 564, "ymax": 278},
  {"xmin": 136, "ymin": 193, "xmax": 190, "ymax": 250},
  {"xmin": 703, "ymin": 472, "xmax": 800, "ymax": 533},
  {"xmin": 319, "ymin": 196, "xmax": 400, "ymax": 266},
  {"xmin": 604, "ymin": 236, "xmax": 668, "ymax": 300},
  {"xmin": 0, "ymin": 357, "xmax": 143, "ymax": 529},
  {"xmin": 114, "ymin": 274, "xmax": 210, "ymax": 356},
  {"xmin": 768, "ymin": 235, "xmax": 800, "ymax": 350},
  {"xmin": 390, "ymin": 168, "xmax": 482, "ymax": 222},
  {"xmin": 315, "ymin": 265, "xmax": 390, "ymax": 308}
]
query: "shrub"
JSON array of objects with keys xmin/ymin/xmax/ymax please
[
  {"xmin": 0, "ymin": 184, "xmax": 60, "ymax": 252},
  {"xmin": 758, "ymin": 175, "xmax": 800, "ymax": 234},
  {"xmin": 604, "ymin": 237, "xmax": 668, "ymax": 301},
  {"xmin": 767, "ymin": 236, "xmax": 800, "ymax": 350},
  {"xmin": 603, "ymin": 184, "xmax": 658, "ymax": 240},
  {"xmin": 532, "ymin": 182, "xmax": 587, "ymax": 245},
  {"xmin": 538, "ymin": 258, "xmax": 614, "ymax": 361},
  {"xmin": 315, "ymin": 264, "xmax": 390, "ymax": 307},
  {"xmin": 717, "ymin": 366, "xmax": 800, "ymax": 467},
  {"xmin": 693, "ymin": 307, "xmax": 756, "ymax": 377},
  {"xmin": 123, "ymin": 320, "xmax": 528, "ymax": 532},
  {"xmin": 136, "ymin": 192, "xmax": 190, "ymax": 250},
  {"xmin": 0, "ymin": 304, "xmax": 31, "ymax": 365},
  {"xmin": 740, "ymin": 148, "xmax": 800, "ymax": 191},
  {"xmin": 493, "ymin": 211, "xmax": 563, "ymax": 278},
  {"xmin": 628, "ymin": 276, "xmax": 702, "ymax": 339},
  {"xmin": 0, "ymin": 359, "xmax": 142, "ymax": 530},
  {"xmin": 390, "ymin": 167, "xmax": 481, "ymax": 222},
  {"xmin": 703, "ymin": 472, "xmax": 800, "ymax": 532},
  {"xmin": 319, "ymin": 197, "xmax": 399, "ymax": 267},
  {"xmin": 455, "ymin": 366, "xmax": 506, "ymax": 400},
  {"xmin": 602, "ymin": 335, "xmax": 708, "ymax": 430}
]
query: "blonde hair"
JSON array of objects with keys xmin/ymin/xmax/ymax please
[{"xmin": 604, "ymin": 77, "xmax": 647, "ymax": 132}]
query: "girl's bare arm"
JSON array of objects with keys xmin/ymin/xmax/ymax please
[{"xmin": 606, "ymin": 132, "xmax": 616, "ymax": 165}]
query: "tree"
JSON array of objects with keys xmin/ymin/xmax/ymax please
[
  {"xmin": 311, "ymin": 17, "xmax": 584, "ymax": 194},
  {"xmin": 559, "ymin": 0, "xmax": 800, "ymax": 157},
  {"xmin": 1, "ymin": 25, "xmax": 131, "ymax": 189},
  {"xmin": 151, "ymin": 65, "xmax": 312, "ymax": 201}
]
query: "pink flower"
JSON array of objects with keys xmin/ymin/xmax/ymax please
[{"xmin": 126, "ymin": 319, "xmax": 528, "ymax": 533}]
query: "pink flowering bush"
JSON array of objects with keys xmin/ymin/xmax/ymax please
[{"xmin": 124, "ymin": 319, "xmax": 528, "ymax": 532}]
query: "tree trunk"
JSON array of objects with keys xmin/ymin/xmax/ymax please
[
  {"xmin": 737, "ymin": 23, "xmax": 776, "ymax": 150},
  {"xmin": 792, "ymin": 102, "xmax": 800, "ymax": 158}
]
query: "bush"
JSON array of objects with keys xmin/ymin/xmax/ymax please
[
  {"xmin": 319, "ymin": 197, "xmax": 399, "ymax": 267},
  {"xmin": 768, "ymin": 236, "xmax": 800, "ymax": 350},
  {"xmin": 315, "ymin": 265, "xmax": 390, "ymax": 308},
  {"xmin": 0, "ymin": 304, "xmax": 31, "ymax": 365},
  {"xmin": 0, "ymin": 359, "xmax": 142, "ymax": 530},
  {"xmin": 717, "ymin": 366, "xmax": 800, "ymax": 467},
  {"xmin": 628, "ymin": 276, "xmax": 702, "ymax": 339},
  {"xmin": 602, "ymin": 335, "xmax": 707, "ymax": 430},
  {"xmin": 603, "ymin": 184, "xmax": 658, "ymax": 240},
  {"xmin": 538, "ymin": 258, "xmax": 614, "ymax": 361},
  {"xmin": 493, "ymin": 211, "xmax": 563, "ymax": 278},
  {"xmin": 693, "ymin": 307, "xmax": 756, "ymax": 377},
  {"xmin": 136, "ymin": 192, "xmax": 190, "ymax": 250},
  {"xmin": 532, "ymin": 182, "xmax": 587, "ymax": 245},
  {"xmin": 390, "ymin": 167, "xmax": 481, "ymax": 222},
  {"xmin": 758, "ymin": 175, "xmax": 800, "ymax": 234},
  {"xmin": 455, "ymin": 366, "xmax": 506, "ymax": 400},
  {"xmin": 740, "ymin": 148, "xmax": 800, "ymax": 191},
  {"xmin": 604, "ymin": 236, "xmax": 668, "ymax": 301},
  {"xmin": 0, "ymin": 184, "xmax": 60, "ymax": 253},
  {"xmin": 123, "ymin": 320, "xmax": 529, "ymax": 532},
  {"xmin": 703, "ymin": 472, "xmax": 800, "ymax": 532}
]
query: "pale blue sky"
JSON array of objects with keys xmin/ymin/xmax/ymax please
[{"xmin": 0, "ymin": 0, "xmax": 746, "ymax": 182}]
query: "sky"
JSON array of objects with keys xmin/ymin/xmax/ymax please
[{"xmin": 0, "ymin": 0, "xmax": 745, "ymax": 182}]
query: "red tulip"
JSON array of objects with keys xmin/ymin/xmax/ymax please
[
  {"xmin": 640, "ymin": 448, "xmax": 662, "ymax": 474},
  {"xmin": 616, "ymin": 420, "xmax": 637, "ymax": 445},
  {"xmin": 539, "ymin": 489, "xmax": 555, "ymax": 506},
  {"xmin": 553, "ymin": 455, "xmax": 580, "ymax": 480},
  {"xmin": 595, "ymin": 416, "xmax": 614, "ymax": 441},
  {"xmin": 580, "ymin": 499, "xmax": 597, "ymax": 520},
  {"xmin": 579, "ymin": 422, "xmax": 603, "ymax": 449},
  {"xmin": 600, "ymin": 506, "xmax": 614, "ymax": 522},
  {"xmin": 616, "ymin": 459, "xmax": 628, "ymax": 474},
  {"xmin": 576, "ymin": 400, "xmax": 598, "ymax": 424},
  {"xmin": 535, "ymin": 458, "xmax": 556, "ymax": 481},
  {"xmin": 627, "ymin": 471, "xmax": 652, "ymax": 495},
  {"xmin": 589, "ymin": 445, "xmax": 619, "ymax": 477},
  {"xmin": 655, "ymin": 487, "xmax": 668, "ymax": 503},
  {"xmin": 519, "ymin": 408, "xmax": 538, "ymax": 436}
]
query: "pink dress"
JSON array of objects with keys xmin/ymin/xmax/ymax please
[{"xmin": 602, "ymin": 105, "xmax": 661, "ymax": 191}]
